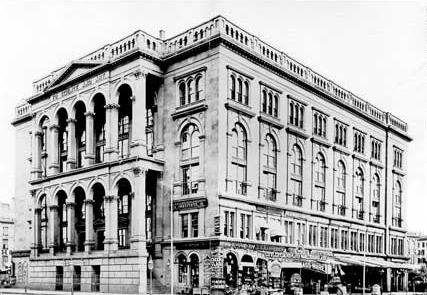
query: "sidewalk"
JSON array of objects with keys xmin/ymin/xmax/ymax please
[{"xmin": 0, "ymin": 288, "xmax": 175, "ymax": 295}]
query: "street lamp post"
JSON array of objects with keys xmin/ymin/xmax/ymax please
[{"xmin": 148, "ymin": 255, "xmax": 154, "ymax": 295}]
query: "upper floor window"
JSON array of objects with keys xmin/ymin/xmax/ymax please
[
  {"xmin": 228, "ymin": 72, "xmax": 249, "ymax": 105},
  {"xmin": 371, "ymin": 173, "xmax": 381, "ymax": 223},
  {"xmin": 354, "ymin": 168, "xmax": 364, "ymax": 220},
  {"xmin": 371, "ymin": 138, "xmax": 381, "ymax": 161},
  {"xmin": 313, "ymin": 111, "xmax": 327, "ymax": 138},
  {"xmin": 118, "ymin": 84, "xmax": 133, "ymax": 158},
  {"xmin": 181, "ymin": 124, "xmax": 200, "ymax": 196},
  {"xmin": 261, "ymin": 87, "xmax": 279, "ymax": 118},
  {"xmin": 335, "ymin": 161, "xmax": 346, "ymax": 216},
  {"xmin": 178, "ymin": 72, "xmax": 205, "ymax": 106},
  {"xmin": 353, "ymin": 130, "xmax": 365, "ymax": 154},
  {"xmin": 313, "ymin": 153, "xmax": 326, "ymax": 212},
  {"xmin": 261, "ymin": 134, "xmax": 277, "ymax": 201},
  {"xmin": 393, "ymin": 180, "xmax": 402, "ymax": 227},
  {"xmin": 289, "ymin": 99, "xmax": 304, "ymax": 128},
  {"xmin": 394, "ymin": 147, "xmax": 403, "ymax": 169},
  {"xmin": 289, "ymin": 145, "xmax": 303, "ymax": 207},
  {"xmin": 334, "ymin": 120, "xmax": 347, "ymax": 147},
  {"xmin": 228, "ymin": 124, "xmax": 247, "ymax": 195}
]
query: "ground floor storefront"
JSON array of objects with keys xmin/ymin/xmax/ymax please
[{"xmin": 166, "ymin": 240, "xmax": 416, "ymax": 295}]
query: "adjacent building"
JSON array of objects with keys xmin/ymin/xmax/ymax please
[
  {"xmin": 12, "ymin": 16, "xmax": 413, "ymax": 294},
  {"xmin": 0, "ymin": 202, "xmax": 14, "ymax": 271}
]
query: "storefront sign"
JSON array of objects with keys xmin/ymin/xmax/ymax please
[
  {"xmin": 211, "ymin": 278, "xmax": 226, "ymax": 290},
  {"xmin": 172, "ymin": 198, "xmax": 208, "ymax": 211},
  {"xmin": 269, "ymin": 262, "xmax": 282, "ymax": 278},
  {"xmin": 302, "ymin": 261, "xmax": 330, "ymax": 274},
  {"xmin": 214, "ymin": 216, "xmax": 221, "ymax": 235}
]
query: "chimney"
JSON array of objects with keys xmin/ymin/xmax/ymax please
[{"xmin": 159, "ymin": 30, "xmax": 165, "ymax": 40}]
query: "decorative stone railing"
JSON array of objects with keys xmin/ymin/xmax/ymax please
[
  {"xmin": 27, "ymin": 16, "xmax": 408, "ymax": 134},
  {"xmin": 15, "ymin": 102, "xmax": 32, "ymax": 119}
]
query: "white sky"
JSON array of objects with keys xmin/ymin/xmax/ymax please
[{"xmin": 0, "ymin": 0, "xmax": 426, "ymax": 232}]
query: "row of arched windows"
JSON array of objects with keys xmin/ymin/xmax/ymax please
[
  {"xmin": 178, "ymin": 75, "xmax": 204, "ymax": 106},
  {"xmin": 35, "ymin": 178, "xmax": 132, "ymax": 253},
  {"xmin": 261, "ymin": 89, "xmax": 279, "ymax": 117},
  {"xmin": 229, "ymin": 75, "xmax": 249, "ymax": 105},
  {"xmin": 371, "ymin": 139, "xmax": 381, "ymax": 161},
  {"xmin": 289, "ymin": 100, "xmax": 304, "ymax": 128},
  {"xmin": 34, "ymin": 84, "xmax": 133, "ymax": 178},
  {"xmin": 354, "ymin": 131, "xmax": 365, "ymax": 154}
]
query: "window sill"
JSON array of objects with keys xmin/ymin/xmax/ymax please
[
  {"xmin": 333, "ymin": 145, "xmax": 350, "ymax": 156},
  {"xmin": 311, "ymin": 136, "xmax": 331, "ymax": 148},
  {"xmin": 225, "ymin": 101, "xmax": 255, "ymax": 118},
  {"xmin": 286, "ymin": 125, "xmax": 309, "ymax": 139},
  {"xmin": 172, "ymin": 101, "xmax": 208, "ymax": 120},
  {"xmin": 258, "ymin": 114, "xmax": 284, "ymax": 129}
]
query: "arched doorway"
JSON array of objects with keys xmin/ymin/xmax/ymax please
[
  {"xmin": 224, "ymin": 252, "xmax": 238, "ymax": 288},
  {"xmin": 241, "ymin": 255, "xmax": 255, "ymax": 286},
  {"xmin": 189, "ymin": 254, "xmax": 199, "ymax": 288}
]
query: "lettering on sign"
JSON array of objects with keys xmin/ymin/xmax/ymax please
[
  {"xmin": 172, "ymin": 198, "xmax": 208, "ymax": 211},
  {"xmin": 51, "ymin": 72, "xmax": 107, "ymax": 101}
]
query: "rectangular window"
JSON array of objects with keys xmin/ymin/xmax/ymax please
[
  {"xmin": 350, "ymin": 232, "xmax": 358, "ymax": 251},
  {"xmin": 320, "ymin": 226, "xmax": 328, "ymax": 248},
  {"xmin": 309, "ymin": 225, "xmax": 317, "ymax": 247},
  {"xmin": 91, "ymin": 266, "xmax": 101, "ymax": 292},
  {"xmin": 239, "ymin": 214, "xmax": 251, "ymax": 239},
  {"xmin": 118, "ymin": 229, "xmax": 127, "ymax": 248},
  {"xmin": 284, "ymin": 220, "xmax": 294, "ymax": 244},
  {"xmin": 376, "ymin": 236, "xmax": 383, "ymax": 253},
  {"xmin": 191, "ymin": 213, "xmax": 198, "ymax": 238},
  {"xmin": 368, "ymin": 234, "xmax": 375, "ymax": 253},
  {"xmin": 331, "ymin": 228, "xmax": 338, "ymax": 249},
  {"xmin": 296, "ymin": 222, "xmax": 305, "ymax": 246},
  {"xmin": 182, "ymin": 164, "xmax": 199, "ymax": 195},
  {"xmin": 181, "ymin": 214, "xmax": 189, "ymax": 238},
  {"xmin": 359, "ymin": 233, "xmax": 365, "ymax": 252},
  {"xmin": 2, "ymin": 227, "xmax": 7, "ymax": 237},
  {"xmin": 224, "ymin": 211, "xmax": 235, "ymax": 237},
  {"xmin": 341, "ymin": 230, "xmax": 348, "ymax": 250}
]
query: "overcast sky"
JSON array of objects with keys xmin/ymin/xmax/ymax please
[{"xmin": 0, "ymin": 0, "xmax": 426, "ymax": 233}]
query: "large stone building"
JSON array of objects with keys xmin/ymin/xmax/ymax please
[{"xmin": 12, "ymin": 16, "xmax": 413, "ymax": 294}]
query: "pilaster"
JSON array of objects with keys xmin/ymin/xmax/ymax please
[
  {"xmin": 84, "ymin": 112, "xmax": 95, "ymax": 166},
  {"xmin": 66, "ymin": 118, "xmax": 77, "ymax": 170}
]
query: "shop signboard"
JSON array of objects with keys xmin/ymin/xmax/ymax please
[
  {"xmin": 269, "ymin": 262, "xmax": 281, "ymax": 278},
  {"xmin": 211, "ymin": 278, "xmax": 226, "ymax": 290}
]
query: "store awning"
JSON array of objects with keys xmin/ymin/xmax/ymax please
[
  {"xmin": 335, "ymin": 255, "xmax": 378, "ymax": 267},
  {"xmin": 335, "ymin": 255, "xmax": 418, "ymax": 270},
  {"xmin": 269, "ymin": 224, "xmax": 285, "ymax": 237}
]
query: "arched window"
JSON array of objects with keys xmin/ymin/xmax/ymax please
[
  {"xmin": 372, "ymin": 174, "xmax": 381, "ymax": 223},
  {"xmin": 393, "ymin": 181, "xmax": 402, "ymax": 227},
  {"xmin": 262, "ymin": 90, "xmax": 267, "ymax": 113},
  {"xmin": 74, "ymin": 187, "xmax": 86, "ymax": 252},
  {"xmin": 268, "ymin": 93, "xmax": 273, "ymax": 115},
  {"xmin": 289, "ymin": 145, "xmax": 303, "ymax": 207},
  {"xmin": 118, "ymin": 84, "xmax": 133, "ymax": 158},
  {"xmin": 243, "ymin": 81, "xmax": 249, "ymax": 105},
  {"xmin": 117, "ymin": 179, "xmax": 132, "ymax": 249},
  {"xmin": 289, "ymin": 101, "xmax": 294, "ymax": 124},
  {"xmin": 189, "ymin": 254, "xmax": 199, "ymax": 287},
  {"xmin": 74, "ymin": 102, "xmax": 86, "ymax": 168},
  {"xmin": 262, "ymin": 135, "xmax": 277, "ymax": 200},
  {"xmin": 40, "ymin": 116, "xmax": 50, "ymax": 177},
  {"xmin": 57, "ymin": 109, "xmax": 68, "ymax": 173},
  {"xmin": 57, "ymin": 191, "xmax": 68, "ymax": 252},
  {"xmin": 178, "ymin": 254, "xmax": 188, "ymax": 285},
  {"xmin": 92, "ymin": 183, "xmax": 105, "ymax": 250},
  {"xmin": 335, "ymin": 161, "xmax": 346, "ymax": 216},
  {"xmin": 229, "ymin": 124, "xmax": 247, "ymax": 195},
  {"xmin": 179, "ymin": 82, "xmax": 186, "ymax": 106},
  {"xmin": 314, "ymin": 153, "xmax": 326, "ymax": 211},
  {"xmin": 195, "ymin": 76, "xmax": 203, "ymax": 101},
  {"xmin": 187, "ymin": 79, "xmax": 194, "ymax": 104},
  {"xmin": 181, "ymin": 124, "xmax": 200, "ymax": 195},
  {"xmin": 273, "ymin": 95, "xmax": 279, "ymax": 117},
  {"xmin": 94, "ymin": 94, "xmax": 106, "ymax": 163},
  {"xmin": 237, "ymin": 78, "xmax": 243, "ymax": 103},
  {"xmin": 354, "ymin": 168, "xmax": 364, "ymax": 220},
  {"xmin": 230, "ymin": 76, "xmax": 236, "ymax": 100},
  {"xmin": 39, "ymin": 195, "xmax": 48, "ymax": 250}
]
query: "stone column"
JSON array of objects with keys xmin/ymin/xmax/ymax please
[
  {"xmin": 84, "ymin": 112, "xmax": 95, "ymax": 166},
  {"xmin": 32, "ymin": 208, "xmax": 41, "ymax": 257},
  {"xmin": 130, "ymin": 71, "xmax": 147, "ymax": 156},
  {"xmin": 104, "ymin": 104, "xmax": 119, "ymax": 161},
  {"xmin": 386, "ymin": 267, "xmax": 392, "ymax": 292},
  {"xmin": 49, "ymin": 205, "xmax": 59, "ymax": 255},
  {"xmin": 84, "ymin": 199, "xmax": 94, "ymax": 253},
  {"xmin": 66, "ymin": 202, "xmax": 75, "ymax": 254},
  {"xmin": 198, "ymin": 135, "xmax": 206, "ymax": 195},
  {"xmin": 130, "ymin": 167, "xmax": 147, "ymax": 251},
  {"xmin": 48, "ymin": 124, "xmax": 60, "ymax": 174},
  {"xmin": 104, "ymin": 195, "xmax": 118, "ymax": 251},
  {"xmin": 31, "ymin": 131, "xmax": 43, "ymax": 179},
  {"xmin": 66, "ymin": 118, "xmax": 77, "ymax": 170},
  {"xmin": 403, "ymin": 270, "xmax": 408, "ymax": 292}
]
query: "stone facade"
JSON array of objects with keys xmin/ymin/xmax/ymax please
[{"xmin": 12, "ymin": 16, "xmax": 412, "ymax": 294}]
